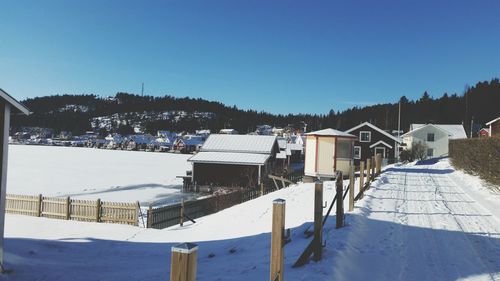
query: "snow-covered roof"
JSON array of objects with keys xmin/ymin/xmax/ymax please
[
  {"xmin": 276, "ymin": 150, "xmax": 287, "ymax": 159},
  {"xmin": 406, "ymin": 124, "xmax": 467, "ymax": 139},
  {"xmin": 346, "ymin": 122, "xmax": 402, "ymax": 143},
  {"xmin": 201, "ymin": 134, "xmax": 277, "ymax": 154},
  {"xmin": 188, "ymin": 152, "xmax": 270, "ymax": 165},
  {"xmin": 486, "ymin": 117, "xmax": 500, "ymax": 126},
  {"xmin": 305, "ymin": 128, "xmax": 355, "ymax": 138},
  {"xmin": 287, "ymin": 143, "xmax": 303, "ymax": 151},
  {"xmin": 369, "ymin": 140, "xmax": 393, "ymax": 149},
  {"xmin": 277, "ymin": 138, "xmax": 287, "ymax": 149}
]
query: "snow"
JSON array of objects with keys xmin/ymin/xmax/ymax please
[
  {"xmin": 7, "ymin": 145, "xmax": 194, "ymax": 206},
  {"xmin": 4, "ymin": 158, "xmax": 500, "ymax": 280}
]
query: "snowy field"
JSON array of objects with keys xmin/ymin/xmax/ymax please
[
  {"xmin": 4, "ymin": 158, "xmax": 500, "ymax": 281},
  {"xmin": 7, "ymin": 145, "xmax": 195, "ymax": 206}
]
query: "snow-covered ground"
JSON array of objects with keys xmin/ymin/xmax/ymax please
[
  {"xmin": 4, "ymin": 158, "xmax": 500, "ymax": 280},
  {"xmin": 7, "ymin": 145, "xmax": 195, "ymax": 206}
]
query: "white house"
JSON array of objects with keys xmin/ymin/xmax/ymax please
[{"xmin": 401, "ymin": 124, "xmax": 467, "ymax": 158}]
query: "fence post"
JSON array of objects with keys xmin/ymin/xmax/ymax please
[
  {"xmin": 170, "ymin": 242, "xmax": 198, "ymax": 281},
  {"xmin": 37, "ymin": 194, "xmax": 42, "ymax": 217},
  {"xmin": 135, "ymin": 201, "xmax": 141, "ymax": 227},
  {"xmin": 359, "ymin": 161, "xmax": 365, "ymax": 198},
  {"xmin": 366, "ymin": 158, "xmax": 371, "ymax": 185},
  {"xmin": 147, "ymin": 205, "xmax": 153, "ymax": 228},
  {"xmin": 180, "ymin": 199, "xmax": 185, "ymax": 227},
  {"xmin": 65, "ymin": 196, "xmax": 71, "ymax": 220},
  {"xmin": 96, "ymin": 198, "xmax": 101, "ymax": 222},
  {"xmin": 336, "ymin": 172, "xmax": 344, "ymax": 228},
  {"xmin": 348, "ymin": 165, "xmax": 354, "ymax": 212},
  {"xmin": 376, "ymin": 153, "xmax": 382, "ymax": 175},
  {"xmin": 270, "ymin": 199, "xmax": 286, "ymax": 281},
  {"xmin": 313, "ymin": 181, "xmax": 323, "ymax": 262},
  {"xmin": 371, "ymin": 156, "xmax": 375, "ymax": 179}
]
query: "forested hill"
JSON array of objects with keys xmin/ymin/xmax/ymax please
[{"xmin": 11, "ymin": 78, "xmax": 500, "ymax": 136}]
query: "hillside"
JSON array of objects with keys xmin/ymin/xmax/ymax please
[{"xmin": 11, "ymin": 78, "xmax": 500, "ymax": 136}]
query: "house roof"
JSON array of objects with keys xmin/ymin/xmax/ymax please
[
  {"xmin": 305, "ymin": 128, "xmax": 355, "ymax": 138},
  {"xmin": 486, "ymin": 117, "xmax": 500, "ymax": 126},
  {"xmin": 346, "ymin": 122, "xmax": 402, "ymax": 143},
  {"xmin": 201, "ymin": 134, "xmax": 277, "ymax": 154},
  {"xmin": 0, "ymin": 88, "xmax": 30, "ymax": 115},
  {"xmin": 406, "ymin": 124, "xmax": 467, "ymax": 139},
  {"xmin": 188, "ymin": 152, "xmax": 270, "ymax": 165}
]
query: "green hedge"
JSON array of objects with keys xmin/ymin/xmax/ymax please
[{"xmin": 449, "ymin": 137, "xmax": 500, "ymax": 186}]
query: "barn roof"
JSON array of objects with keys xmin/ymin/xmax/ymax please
[
  {"xmin": 188, "ymin": 152, "xmax": 270, "ymax": 165},
  {"xmin": 305, "ymin": 128, "xmax": 355, "ymax": 138},
  {"xmin": 0, "ymin": 88, "xmax": 30, "ymax": 115},
  {"xmin": 201, "ymin": 134, "xmax": 277, "ymax": 154}
]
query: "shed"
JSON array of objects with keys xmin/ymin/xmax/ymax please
[
  {"xmin": 486, "ymin": 117, "xmax": 500, "ymax": 137},
  {"xmin": 0, "ymin": 88, "xmax": 30, "ymax": 271},
  {"xmin": 304, "ymin": 128, "xmax": 355, "ymax": 178},
  {"xmin": 188, "ymin": 134, "xmax": 279, "ymax": 188}
]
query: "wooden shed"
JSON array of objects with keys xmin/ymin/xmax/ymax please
[
  {"xmin": 304, "ymin": 128, "xmax": 355, "ymax": 179},
  {"xmin": 0, "ymin": 88, "xmax": 29, "ymax": 272}
]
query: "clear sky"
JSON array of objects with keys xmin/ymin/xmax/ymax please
[{"xmin": 1, "ymin": 0, "xmax": 499, "ymax": 114}]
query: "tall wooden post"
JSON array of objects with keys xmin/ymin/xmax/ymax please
[
  {"xmin": 359, "ymin": 161, "xmax": 365, "ymax": 196},
  {"xmin": 65, "ymin": 196, "xmax": 71, "ymax": 220},
  {"xmin": 313, "ymin": 181, "xmax": 323, "ymax": 262},
  {"xmin": 371, "ymin": 156, "xmax": 375, "ymax": 179},
  {"xmin": 95, "ymin": 198, "xmax": 101, "ymax": 222},
  {"xmin": 270, "ymin": 199, "xmax": 286, "ymax": 281},
  {"xmin": 180, "ymin": 199, "xmax": 185, "ymax": 226},
  {"xmin": 376, "ymin": 153, "xmax": 382, "ymax": 175},
  {"xmin": 348, "ymin": 165, "xmax": 354, "ymax": 212},
  {"xmin": 147, "ymin": 205, "xmax": 153, "ymax": 228},
  {"xmin": 366, "ymin": 158, "xmax": 371, "ymax": 185},
  {"xmin": 37, "ymin": 194, "xmax": 42, "ymax": 217},
  {"xmin": 336, "ymin": 173, "xmax": 344, "ymax": 228},
  {"xmin": 170, "ymin": 242, "xmax": 198, "ymax": 281},
  {"xmin": 260, "ymin": 183, "xmax": 264, "ymax": 197}
]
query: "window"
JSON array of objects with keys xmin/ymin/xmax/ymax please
[
  {"xmin": 336, "ymin": 140, "xmax": 352, "ymax": 158},
  {"xmin": 359, "ymin": 131, "xmax": 371, "ymax": 142},
  {"xmin": 427, "ymin": 148, "xmax": 434, "ymax": 157},
  {"xmin": 427, "ymin": 133, "xmax": 435, "ymax": 142},
  {"xmin": 354, "ymin": 146, "xmax": 361, "ymax": 159}
]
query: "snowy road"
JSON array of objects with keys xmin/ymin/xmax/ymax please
[{"xmin": 333, "ymin": 161, "xmax": 500, "ymax": 281}]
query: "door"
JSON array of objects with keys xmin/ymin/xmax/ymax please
[{"xmin": 374, "ymin": 147, "xmax": 386, "ymax": 158}]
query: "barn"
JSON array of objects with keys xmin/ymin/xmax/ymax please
[{"xmin": 188, "ymin": 134, "xmax": 280, "ymax": 188}]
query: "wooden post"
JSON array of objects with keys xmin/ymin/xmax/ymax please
[
  {"xmin": 260, "ymin": 183, "xmax": 264, "ymax": 196},
  {"xmin": 180, "ymin": 199, "xmax": 185, "ymax": 227},
  {"xmin": 376, "ymin": 153, "xmax": 382, "ymax": 175},
  {"xmin": 371, "ymin": 156, "xmax": 375, "ymax": 179},
  {"xmin": 96, "ymin": 198, "xmax": 101, "ymax": 222},
  {"xmin": 348, "ymin": 165, "xmax": 354, "ymax": 212},
  {"xmin": 359, "ymin": 161, "xmax": 365, "ymax": 196},
  {"xmin": 147, "ymin": 205, "xmax": 153, "ymax": 228},
  {"xmin": 366, "ymin": 158, "xmax": 371, "ymax": 185},
  {"xmin": 270, "ymin": 199, "xmax": 286, "ymax": 281},
  {"xmin": 170, "ymin": 242, "xmax": 198, "ymax": 281},
  {"xmin": 135, "ymin": 201, "xmax": 141, "ymax": 227},
  {"xmin": 313, "ymin": 181, "xmax": 323, "ymax": 262},
  {"xmin": 336, "ymin": 172, "xmax": 344, "ymax": 228},
  {"xmin": 65, "ymin": 196, "xmax": 71, "ymax": 220},
  {"xmin": 37, "ymin": 194, "xmax": 42, "ymax": 217}
]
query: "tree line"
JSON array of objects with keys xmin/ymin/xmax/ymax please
[{"xmin": 11, "ymin": 78, "xmax": 500, "ymax": 136}]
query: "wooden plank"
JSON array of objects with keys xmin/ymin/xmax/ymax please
[
  {"xmin": 313, "ymin": 181, "xmax": 323, "ymax": 262},
  {"xmin": 348, "ymin": 165, "xmax": 355, "ymax": 212},
  {"xmin": 270, "ymin": 199, "xmax": 285, "ymax": 281}
]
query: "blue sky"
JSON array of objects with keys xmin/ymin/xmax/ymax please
[{"xmin": 1, "ymin": 1, "xmax": 499, "ymax": 114}]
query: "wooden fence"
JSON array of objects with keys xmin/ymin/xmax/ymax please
[
  {"xmin": 6, "ymin": 194, "xmax": 139, "ymax": 226},
  {"xmin": 147, "ymin": 174, "xmax": 301, "ymax": 229}
]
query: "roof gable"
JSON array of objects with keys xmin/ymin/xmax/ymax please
[
  {"xmin": 346, "ymin": 122, "xmax": 402, "ymax": 143},
  {"xmin": 305, "ymin": 128, "xmax": 355, "ymax": 138},
  {"xmin": 0, "ymin": 88, "xmax": 30, "ymax": 115},
  {"xmin": 405, "ymin": 124, "xmax": 467, "ymax": 139},
  {"xmin": 201, "ymin": 134, "xmax": 278, "ymax": 154},
  {"xmin": 486, "ymin": 117, "xmax": 500, "ymax": 126}
]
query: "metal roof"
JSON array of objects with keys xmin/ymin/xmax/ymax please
[
  {"xmin": 0, "ymin": 88, "xmax": 30, "ymax": 115},
  {"xmin": 188, "ymin": 151, "xmax": 270, "ymax": 165},
  {"xmin": 305, "ymin": 128, "xmax": 356, "ymax": 138},
  {"xmin": 201, "ymin": 134, "xmax": 277, "ymax": 154}
]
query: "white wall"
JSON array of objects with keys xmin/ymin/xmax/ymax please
[
  {"xmin": 304, "ymin": 136, "xmax": 317, "ymax": 176},
  {"xmin": 404, "ymin": 126, "xmax": 449, "ymax": 157}
]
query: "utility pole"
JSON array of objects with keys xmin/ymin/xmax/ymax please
[
  {"xmin": 470, "ymin": 116, "xmax": 474, "ymax": 138},
  {"xmin": 141, "ymin": 82, "xmax": 144, "ymax": 96}
]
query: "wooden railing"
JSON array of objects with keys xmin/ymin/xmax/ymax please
[{"xmin": 6, "ymin": 194, "xmax": 139, "ymax": 226}]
